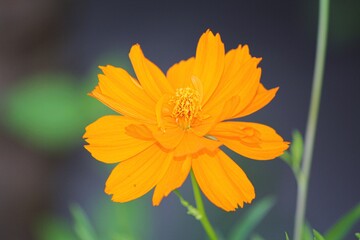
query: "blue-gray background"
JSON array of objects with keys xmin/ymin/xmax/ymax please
[{"xmin": 0, "ymin": 0, "xmax": 359, "ymax": 239}]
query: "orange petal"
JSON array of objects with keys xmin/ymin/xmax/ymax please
[
  {"xmin": 105, "ymin": 144, "xmax": 172, "ymax": 202},
  {"xmin": 125, "ymin": 124, "xmax": 154, "ymax": 141},
  {"xmin": 223, "ymin": 67, "xmax": 261, "ymax": 120},
  {"xmin": 166, "ymin": 57, "xmax": 195, "ymax": 89},
  {"xmin": 83, "ymin": 116, "xmax": 155, "ymax": 163},
  {"xmin": 129, "ymin": 44, "xmax": 174, "ymax": 101},
  {"xmin": 192, "ymin": 30, "xmax": 225, "ymax": 105},
  {"xmin": 191, "ymin": 104, "xmax": 224, "ymax": 137},
  {"xmin": 218, "ymin": 95, "xmax": 241, "ymax": 122},
  {"xmin": 209, "ymin": 122, "xmax": 289, "ymax": 160},
  {"xmin": 173, "ymin": 131, "xmax": 221, "ymax": 157},
  {"xmin": 152, "ymin": 155, "xmax": 191, "ymax": 205},
  {"xmin": 90, "ymin": 66, "xmax": 156, "ymax": 123},
  {"xmin": 204, "ymin": 45, "xmax": 262, "ymax": 120},
  {"xmin": 147, "ymin": 123, "xmax": 185, "ymax": 150},
  {"xmin": 192, "ymin": 150, "xmax": 255, "ymax": 211},
  {"xmin": 235, "ymin": 84, "xmax": 279, "ymax": 118},
  {"xmin": 222, "ymin": 45, "xmax": 253, "ymax": 84}
]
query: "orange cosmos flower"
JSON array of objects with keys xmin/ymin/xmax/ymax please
[{"xmin": 83, "ymin": 30, "xmax": 289, "ymax": 211}]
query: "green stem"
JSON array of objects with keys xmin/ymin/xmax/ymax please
[
  {"xmin": 190, "ymin": 171, "xmax": 218, "ymax": 240},
  {"xmin": 293, "ymin": 0, "xmax": 329, "ymax": 240}
]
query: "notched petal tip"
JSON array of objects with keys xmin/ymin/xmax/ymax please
[
  {"xmin": 255, "ymin": 57, "xmax": 262, "ymax": 66},
  {"xmin": 203, "ymin": 29, "xmax": 221, "ymax": 38},
  {"xmin": 241, "ymin": 44, "xmax": 250, "ymax": 54},
  {"xmin": 192, "ymin": 150, "xmax": 256, "ymax": 211},
  {"xmin": 87, "ymin": 91, "xmax": 95, "ymax": 97},
  {"xmin": 98, "ymin": 65, "xmax": 115, "ymax": 72},
  {"xmin": 87, "ymin": 85, "xmax": 101, "ymax": 99},
  {"xmin": 204, "ymin": 28, "xmax": 212, "ymax": 35}
]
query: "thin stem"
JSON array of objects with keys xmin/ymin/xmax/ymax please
[
  {"xmin": 293, "ymin": 0, "xmax": 329, "ymax": 240},
  {"xmin": 190, "ymin": 171, "xmax": 218, "ymax": 240}
]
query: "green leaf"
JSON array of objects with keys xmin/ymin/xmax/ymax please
[
  {"xmin": 174, "ymin": 190, "xmax": 202, "ymax": 220},
  {"xmin": 313, "ymin": 229, "xmax": 325, "ymax": 240},
  {"xmin": 70, "ymin": 203, "xmax": 97, "ymax": 240},
  {"xmin": 35, "ymin": 216, "xmax": 76, "ymax": 240},
  {"xmin": 285, "ymin": 232, "xmax": 290, "ymax": 240},
  {"xmin": 355, "ymin": 233, "xmax": 360, "ymax": 239},
  {"xmin": 303, "ymin": 222, "xmax": 314, "ymax": 240},
  {"xmin": 279, "ymin": 130, "xmax": 303, "ymax": 177},
  {"xmin": 229, "ymin": 196, "xmax": 276, "ymax": 240},
  {"xmin": 290, "ymin": 130, "xmax": 304, "ymax": 172},
  {"xmin": 325, "ymin": 202, "xmax": 360, "ymax": 240},
  {"xmin": 280, "ymin": 151, "xmax": 291, "ymax": 164}
]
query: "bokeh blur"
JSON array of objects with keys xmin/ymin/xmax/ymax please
[{"xmin": 0, "ymin": 0, "xmax": 359, "ymax": 239}]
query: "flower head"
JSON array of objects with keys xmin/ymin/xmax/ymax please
[{"xmin": 83, "ymin": 30, "xmax": 289, "ymax": 211}]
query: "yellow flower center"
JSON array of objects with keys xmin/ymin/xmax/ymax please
[{"xmin": 170, "ymin": 87, "xmax": 201, "ymax": 130}]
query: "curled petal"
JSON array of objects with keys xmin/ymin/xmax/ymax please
[
  {"xmin": 145, "ymin": 124, "xmax": 221, "ymax": 155},
  {"xmin": 147, "ymin": 123, "xmax": 185, "ymax": 150},
  {"xmin": 209, "ymin": 122, "xmax": 289, "ymax": 160},
  {"xmin": 173, "ymin": 132, "xmax": 221, "ymax": 157}
]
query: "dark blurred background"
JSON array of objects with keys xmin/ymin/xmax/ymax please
[{"xmin": 0, "ymin": 0, "xmax": 359, "ymax": 239}]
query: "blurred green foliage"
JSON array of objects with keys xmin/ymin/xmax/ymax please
[
  {"xmin": 328, "ymin": 0, "xmax": 360, "ymax": 44},
  {"xmin": 325, "ymin": 203, "xmax": 360, "ymax": 240},
  {"xmin": 92, "ymin": 197, "xmax": 151, "ymax": 240},
  {"xmin": 70, "ymin": 204, "xmax": 97, "ymax": 240},
  {"xmin": 4, "ymin": 74, "xmax": 85, "ymax": 150},
  {"xmin": 36, "ymin": 197, "xmax": 151, "ymax": 240},
  {"xmin": 305, "ymin": 0, "xmax": 360, "ymax": 45},
  {"xmin": 36, "ymin": 216, "xmax": 76, "ymax": 240},
  {"xmin": 355, "ymin": 233, "xmax": 360, "ymax": 239},
  {"xmin": 302, "ymin": 223, "xmax": 313, "ymax": 240},
  {"xmin": 228, "ymin": 196, "xmax": 275, "ymax": 240},
  {"xmin": 285, "ymin": 232, "xmax": 290, "ymax": 240},
  {"xmin": 313, "ymin": 230, "xmax": 325, "ymax": 240},
  {"xmin": 1, "ymin": 53, "xmax": 131, "ymax": 151}
]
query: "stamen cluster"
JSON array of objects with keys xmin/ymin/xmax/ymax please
[{"xmin": 170, "ymin": 87, "xmax": 201, "ymax": 129}]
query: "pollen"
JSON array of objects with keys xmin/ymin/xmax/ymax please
[{"xmin": 170, "ymin": 87, "xmax": 201, "ymax": 129}]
